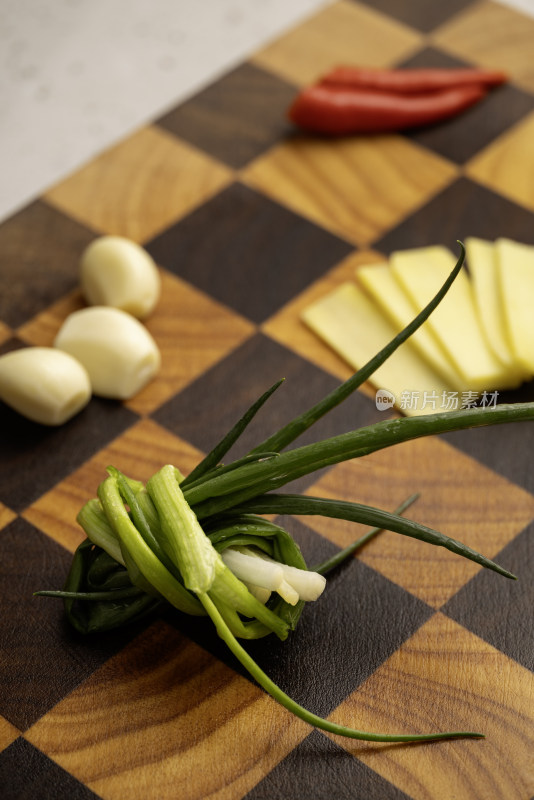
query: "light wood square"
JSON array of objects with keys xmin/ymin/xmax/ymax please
[
  {"xmin": 241, "ymin": 134, "xmax": 457, "ymax": 246},
  {"xmin": 0, "ymin": 321, "xmax": 12, "ymax": 347},
  {"xmin": 0, "ymin": 716, "xmax": 19, "ymax": 752},
  {"xmin": 327, "ymin": 613, "xmax": 534, "ymax": 800},
  {"xmin": 125, "ymin": 270, "xmax": 255, "ymax": 415},
  {"xmin": 432, "ymin": 0, "xmax": 534, "ymax": 93},
  {"xmin": 0, "ymin": 502, "xmax": 16, "ymax": 531},
  {"xmin": 23, "ymin": 418, "xmax": 205, "ymax": 553},
  {"xmin": 45, "ymin": 126, "xmax": 234, "ymax": 243},
  {"xmin": 302, "ymin": 435, "xmax": 534, "ymax": 608},
  {"xmin": 252, "ymin": 0, "xmax": 422, "ymax": 86},
  {"xmin": 263, "ymin": 249, "xmax": 386, "ymax": 401},
  {"xmin": 466, "ymin": 110, "xmax": 534, "ymax": 213},
  {"xmin": 26, "ymin": 621, "xmax": 310, "ymax": 800}
]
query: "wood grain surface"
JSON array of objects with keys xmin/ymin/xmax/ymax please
[{"xmin": 1, "ymin": 2, "xmax": 534, "ymax": 799}]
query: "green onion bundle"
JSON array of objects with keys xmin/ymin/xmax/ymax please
[{"xmin": 37, "ymin": 243, "xmax": 534, "ymax": 743}]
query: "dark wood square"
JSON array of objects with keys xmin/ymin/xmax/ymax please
[
  {"xmin": 244, "ymin": 729, "xmax": 412, "ymax": 800},
  {"xmin": 351, "ymin": 0, "xmax": 477, "ymax": 33},
  {"xmin": 0, "ymin": 357, "xmax": 139, "ymax": 512},
  {"xmin": 0, "ymin": 519, "xmax": 147, "ymax": 730},
  {"xmin": 0, "ymin": 738, "xmax": 102, "ymax": 800},
  {"xmin": 442, "ymin": 416, "xmax": 534, "ymax": 497},
  {"xmin": 374, "ymin": 177, "xmax": 534, "ymax": 255},
  {"xmin": 0, "ymin": 201, "xmax": 94, "ymax": 328},
  {"xmin": 152, "ymin": 332, "xmax": 383, "ymax": 494},
  {"xmin": 442, "ymin": 523, "xmax": 534, "ymax": 671},
  {"xmin": 0, "ymin": 337, "xmax": 24, "ymax": 356},
  {"xmin": 146, "ymin": 182, "xmax": 353, "ymax": 324},
  {"xmin": 399, "ymin": 48, "xmax": 534, "ymax": 164},
  {"xmin": 439, "ymin": 376, "xmax": 534, "ymax": 495},
  {"xmin": 156, "ymin": 62, "xmax": 297, "ymax": 169}
]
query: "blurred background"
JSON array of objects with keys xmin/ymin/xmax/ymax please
[
  {"xmin": 0, "ymin": 0, "xmax": 327, "ymax": 222},
  {"xmin": 1, "ymin": 0, "xmax": 532, "ymax": 224}
]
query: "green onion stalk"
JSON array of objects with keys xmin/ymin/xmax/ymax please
[{"xmin": 37, "ymin": 242, "xmax": 534, "ymax": 743}]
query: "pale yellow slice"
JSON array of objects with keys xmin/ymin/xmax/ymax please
[
  {"xmin": 465, "ymin": 238, "xmax": 525, "ymax": 385},
  {"xmin": 496, "ymin": 238, "xmax": 534, "ymax": 373},
  {"xmin": 391, "ymin": 246, "xmax": 517, "ymax": 392},
  {"xmin": 301, "ymin": 282, "xmax": 456, "ymax": 417},
  {"xmin": 357, "ymin": 263, "xmax": 467, "ymax": 391}
]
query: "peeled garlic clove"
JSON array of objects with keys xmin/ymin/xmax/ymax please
[
  {"xmin": 0, "ymin": 346, "xmax": 91, "ymax": 425},
  {"xmin": 54, "ymin": 306, "xmax": 161, "ymax": 400},
  {"xmin": 80, "ymin": 236, "xmax": 160, "ymax": 319}
]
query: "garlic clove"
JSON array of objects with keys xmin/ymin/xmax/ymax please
[
  {"xmin": 54, "ymin": 306, "xmax": 161, "ymax": 400},
  {"xmin": 0, "ymin": 346, "xmax": 91, "ymax": 425},
  {"xmin": 80, "ymin": 236, "xmax": 160, "ymax": 319}
]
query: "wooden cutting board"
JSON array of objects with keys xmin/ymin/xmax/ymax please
[{"xmin": 1, "ymin": 2, "xmax": 534, "ymax": 798}]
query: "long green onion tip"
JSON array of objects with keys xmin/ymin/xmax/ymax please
[
  {"xmin": 36, "ymin": 240, "xmax": 531, "ymax": 743},
  {"xmin": 199, "ymin": 592, "xmax": 483, "ymax": 742},
  {"xmin": 312, "ymin": 493, "xmax": 419, "ymax": 574}
]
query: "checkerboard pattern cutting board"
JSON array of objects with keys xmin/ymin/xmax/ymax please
[{"xmin": 2, "ymin": 2, "xmax": 534, "ymax": 798}]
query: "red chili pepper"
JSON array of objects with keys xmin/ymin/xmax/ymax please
[
  {"xmin": 287, "ymin": 83, "xmax": 488, "ymax": 135},
  {"xmin": 320, "ymin": 66, "xmax": 508, "ymax": 94}
]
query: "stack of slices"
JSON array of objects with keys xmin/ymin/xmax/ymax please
[{"xmin": 302, "ymin": 239, "xmax": 534, "ymax": 416}]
